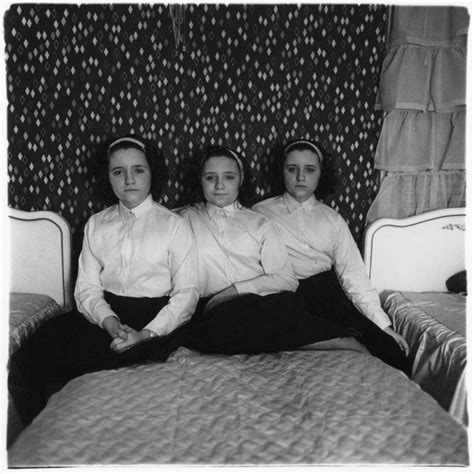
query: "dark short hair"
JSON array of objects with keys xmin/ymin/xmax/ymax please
[
  {"xmin": 93, "ymin": 134, "xmax": 168, "ymax": 206},
  {"xmin": 183, "ymin": 146, "xmax": 257, "ymax": 208},
  {"xmin": 273, "ymin": 139, "xmax": 338, "ymax": 200}
]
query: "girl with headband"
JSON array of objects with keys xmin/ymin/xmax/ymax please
[
  {"xmin": 254, "ymin": 139, "xmax": 410, "ymax": 374},
  {"xmin": 9, "ymin": 135, "xmax": 199, "ymax": 426},
  {"xmin": 169, "ymin": 146, "xmax": 362, "ymax": 356}
]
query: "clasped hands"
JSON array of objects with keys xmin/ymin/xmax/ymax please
[
  {"xmin": 102, "ymin": 285, "xmax": 238, "ymax": 353},
  {"xmin": 103, "ymin": 315, "xmax": 152, "ymax": 353}
]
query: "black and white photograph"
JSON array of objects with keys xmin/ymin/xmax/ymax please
[{"xmin": 2, "ymin": 1, "xmax": 471, "ymax": 468}]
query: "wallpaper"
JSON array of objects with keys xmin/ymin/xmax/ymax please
[{"xmin": 5, "ymin": 3, "xmax": 388, "ymax": 260}]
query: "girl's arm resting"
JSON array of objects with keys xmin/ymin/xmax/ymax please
[
  {"xmin": 110, "ymin": 288, "xmax": 200, "ymax": 352},
  {"xmin": 110, "ymin": 328, "xmax": 151, "ymax": 353},
  {"xmin": 383, "ymin": 326, "xmax": 409, "ymax": 355},
  {"xmin": 234, "ymin": 220, "xmax": 298, "ymax": 295},
  {"xmin": 144, "ymin": 287, "xmax": 200, "ymax": 336},
  {"xmin": 102, "ymin": 315, "xmax": 131, "ymax": 340},
  {"xmin": 233, "ymin": 272, "xmax": 298, "ymax": 296},
  {"xmin": 204, "ymin": 285, "xmax": 239, "ymax": 313},
  {"xmin": 75, "ymin": 283, "xmax": 120, "ymax": 327},
  {"xmin": 332, "ymin": 216, "xmax": 391, "ymax": 329},
  {"xmin": 142, "ymin": 218, "xmax": 200, "ymax": 336},
  {"xmin": 74, "ymin": 219, "xmax": 117, "ymax": 327}
]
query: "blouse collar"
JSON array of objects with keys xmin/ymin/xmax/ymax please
[
  {"xmin": 283, "ymin": 192, "xmax": 318, "ymax": 213},
  {"xmin": 206, "ymin": 201, "xmax": 242, "ymax": 219},
  {"xmin": 118, "ymin": 194, "xmax": 153, "ymax": 219}
]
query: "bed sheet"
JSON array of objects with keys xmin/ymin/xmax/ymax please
[
  {"xmin": 8, "ymin": 347, "xmax": 468, "ymax": 466},
  {"xmin": 383, "ymin": 291, "xmax": 467, "ymax": 425},
  {"xmin": 9, "ymin": 292, "xmax": 62, "ymax": 355}
]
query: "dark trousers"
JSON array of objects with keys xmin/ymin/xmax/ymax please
[
  {"xmin": 8, "ymin": 292, "xmax": 170, "ymax": 426},
  {"xmin": 179, "ymin": 291, "xmax": 355, "ymax": 355},
  {"xmin": 296, "ymin": 270, "xmax": 411, "ymax": 375}
]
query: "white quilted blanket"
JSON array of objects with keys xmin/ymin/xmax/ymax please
[{"xmin": 8, "ymin": 348, "xmax": 468, "ymax": 466}]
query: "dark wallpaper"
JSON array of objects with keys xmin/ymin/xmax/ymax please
[{"xmin": 5, "ymin": 3, "xmax": 388, "ymax": 260}]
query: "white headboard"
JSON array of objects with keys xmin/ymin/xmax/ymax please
[
  {"xmin": 363, "ymin": 208, "xmax": 466, "ymax": 293},
  {"xmin": 9, "ymin": 209, "xmax": 73, "ymax": 311}
]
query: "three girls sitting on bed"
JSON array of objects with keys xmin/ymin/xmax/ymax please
[{"xmin": 8, "ymin": 135, "xmax": 409, "ymax": 426}]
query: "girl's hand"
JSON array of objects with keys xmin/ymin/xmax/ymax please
[
  {"xmin": 383, "ymin": 326, "xmax": 409, "ymax": 355},
  {"xmin": 103, "ymin": 315, "xmax": 131, "ymax": 340},
  {"xmin": 204, "ymin": 285, "xmax": 239, "ymax": 314},
  {"xmin": 110, "ymin": 328, "xmax": 151, "ymax": 353}
]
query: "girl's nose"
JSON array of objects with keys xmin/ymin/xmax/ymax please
[
  {"xmin": 297, "ymin": 171, "xmax": 305, "ymax": 182},
  {"xmin": 125, "ymin": 171, "xmax": 135, "ymax": 184},
  {"xmin": 216, "ymin": 178, "xmax": 224, "ymax": 189}
]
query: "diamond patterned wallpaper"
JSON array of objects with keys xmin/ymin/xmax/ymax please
[{"xmin": 5, "ymin": 3, "xmax": 387, "ymax": 262}]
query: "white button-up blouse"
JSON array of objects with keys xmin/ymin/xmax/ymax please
[
  {"xmin": 254, "ymin": 193, "xmax": 391, "ymax": 329},
  {"xmin": 181, "ymin": 202, "xmax": 298, "ymax": 298},
  {"xmin": 74, "ymin": 194, "xmax": 199, "ymax": 336}
]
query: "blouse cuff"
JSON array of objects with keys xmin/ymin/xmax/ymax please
[
  {"xmin": 370, "ymin": 309, "xmax": 392, "ymax": 330},
  {"xmin": 92, "ymin": 304, "xmax": 119, "ymax": 329},
  {"xmin": 233, "ymin": 280, "xmax": 255, "ymax": 296}
]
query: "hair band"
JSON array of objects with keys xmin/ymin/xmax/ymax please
[
  {"xmin": 202, "ymin": 147, "xmax": 245, "ymax": 185},
  {"xmin": 108, "ymin": 137, "xmax": 146, "ymax": 153},
  {"xmin": 284, "ymin": 139, "xmax": 323, "ymax": 163}
]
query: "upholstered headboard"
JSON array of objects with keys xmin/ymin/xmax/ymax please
[
  {"xmin": 363, "ymin": 208, "xmax": 466, "ymax": 293},
  {"xmin": 9, "ymin": 209, "xmax": 73, "ymax": 311}
]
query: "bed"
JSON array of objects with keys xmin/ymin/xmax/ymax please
[
  {"xmin": 8, "ymin": 209, "xmax": 73, "ymax": 354},
  {"xmin": 7, "ymin": 209, "xmax": 73, "ymax": 446},
  {"xmin": 7, "ymin": 209, "xmax": 469, "ymax": 467},
  {"xmin": 363, "ymin": 207, "xmax": 467, "ymax": 426}
]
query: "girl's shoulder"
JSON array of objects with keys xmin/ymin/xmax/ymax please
[
  {"xmin": 179, "ymin": 202, "xmax": 206, "ymax": 217},
  {"xmin": 148, "ymin": 202, "xmax": 191, "ymax": 229},
  {"xmin": 316, "ymin": 203, "xmax": 349, "ymax": 232},
  {"xmin": 235, "ymin": 207, "xmax": 276, "ymax": 239},
  {"xmin": 316, "ymin": 201, "xmax": 339, "ymax": 217},
  {"xmin": 253, "ymin": 195, "xmax": 284, "ymax": 212},
  {"xmin": 241, "ymin": 205, "xmax": 272, "ymax": 223},
  {"xmin": 87, "ymin": 203, "xmax": 118, "ymax": 223},
  {"xmin": 151, "ymin": 200, "xmax": 180, "ymax": 216}
]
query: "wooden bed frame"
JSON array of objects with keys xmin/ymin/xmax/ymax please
[
  {"xmin": 363, "ymin": 207, "xmax": 466, "ymax": 293},
  {"xmin": 9, "ymin": 208, "xmax": 73, "ymax": 311}
]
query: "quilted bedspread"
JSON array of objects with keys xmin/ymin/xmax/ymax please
[
  {"xmin": 9, "ymin": 292, "xmax": 62, "ymax": 355},
  {"xmin": 383, "ymin": 291, "xmax": 467, "ymax": 426},
  {"xmin": 8, "ymin": 348, "xmax": 468, "ymax": 466}
]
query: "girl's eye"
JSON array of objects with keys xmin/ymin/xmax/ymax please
[
  {"xmin": 135, "ymin": 168, "xmax": 145, "ymax": 174},
  {"xmin": 112, "ymin": 170, "xmax": 123, "ymax": 176},
  {"xmin": 305, "ymin": 168, "xmax": 316, "ymax": 173},
  {"xmin": 225, "ymin": 175, "xmax": 236, "ymax": 181},
  {"xmin": 204, "ymin": 175, "xmax": 215, "ymax": 182},
  {"xmin": 286, "ymin": 167, "xmax": 297, "ymax": 173}
]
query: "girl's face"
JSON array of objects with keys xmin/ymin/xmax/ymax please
[
  {"xmin": 108, "ymin": 148, "xmax": 152, "ymax": 209},
  {"xmin": 283, "ymin": 149, "xmax": 322, "ymax": 203},
  {"xmin": 201, "ymin": 155, "xmax": 241, "ymax": 208}
]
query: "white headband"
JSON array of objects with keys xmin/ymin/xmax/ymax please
[
  {"xmin": 108, "ymin": 137, "xmax": 146, "ymax": 153},
  {"xmin": 284, "ymin": 140, "xmax": 323, "ymax": 163},
  {"xmin": 202, "ymin": 148, "xmax": 245, "ymax": 185},
  {"xmin": 225, "ymin": 148, "xmax": 244, "ymax": 183}
]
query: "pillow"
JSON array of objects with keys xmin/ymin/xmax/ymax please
[{"xmin": 446, "ymin": 270, "xmax": 467, "ymax": 294}]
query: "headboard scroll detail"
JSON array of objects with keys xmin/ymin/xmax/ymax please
[
  {"xmin": 442, "ymin": 223, "xmax": 466, "ymax": 231},
  {"xmin": 363, "ymin": 208, "xmax": 466, "ymax": 293}
]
